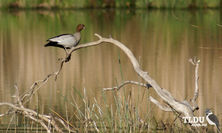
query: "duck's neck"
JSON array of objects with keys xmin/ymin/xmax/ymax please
[{"xmin": 74, "ymin": 32, "xmax": 81, "ymax": 41}]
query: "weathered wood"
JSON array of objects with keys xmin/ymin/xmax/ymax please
[
  {"xmin": 0, "ymin": 33, "xmax": 200, "ymax": 132},
  {"xmin": 189, "ymin": 58, "xmax": 200, "ymax": 111},
  {"xmin": 60, "ymin": 33, "xmax": 196, "ymax": 117},
  {"xmin": 103, "ymin": 80, "xmax": 148, "ymax": 91}
]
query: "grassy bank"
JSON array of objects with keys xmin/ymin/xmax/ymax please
[{"xmin": 0, "ymin": 0, "xmax": 221, "ymax": 9}]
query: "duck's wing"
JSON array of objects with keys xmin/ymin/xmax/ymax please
[{"xmin": 47, "ymin": 34, "xmax": 77, "ymax": 48}]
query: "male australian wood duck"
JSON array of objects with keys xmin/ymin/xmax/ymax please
[{"xmin": 45, "ymin": 24, "xmax": 85, "ymax": 50}]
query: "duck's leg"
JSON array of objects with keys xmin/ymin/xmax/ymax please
[
  {"xmin": 63, "ymin": 47, "xmax": 69, "ymax": 56},
  {"xmin": 63, "ymin": 47, "xmax": 71, "ymax": 62},
  {"xmin": 58, "ymin": 47, "xmax": 69, "ymax": 61}
]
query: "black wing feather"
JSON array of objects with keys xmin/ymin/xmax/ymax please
[{"xmin": 44, "ymin": 41, "xmax": 65, "ymax": 49}]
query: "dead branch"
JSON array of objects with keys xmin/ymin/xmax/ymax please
[
  {"xmin": 0, "ymin": 33, "xmax": 200, "ymax": 132},
  {"xmin": 189, "ymin": 57, "xmax": 200, "ymax": 111},
  {"xmin": 148, "ymin": 57, "xmax": 200, "ymax": 115},
  {"xmin": 20, "ymin": 73, "xmax": 56, "ymax": 104},
  {"xmin": 56, "ymin": 33, "xmax": 195, "ymax": 117},
  {"xmin": 76, "ymin": 33, "xmax": 193, "ymax": 117},
  {"xmin": 103, "ymin": 80, "xmax": 148, "ymax": 91},
  {"xmin": 16, "ymin": 34, "xmax": 104, "ymax": 106},
  {"xmin": 0, "ymin": 102, "xmax": 63, "ymax": 133},
  {"xmin": 149, "ymin": 96, "xmax": 172, "ymax": 112}
]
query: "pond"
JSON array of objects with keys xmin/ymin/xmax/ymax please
[{"xmin": 0, "ymin": 9, "xmax": 222, "ymax": 128}]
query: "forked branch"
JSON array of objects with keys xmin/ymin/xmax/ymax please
[
  {"xmin": 25, "ymin": 33, "xmax": 195, "ymax": 117},
  {"xmin": 0, "ymin": 33, "xmax": 200, "ymax": 132}
]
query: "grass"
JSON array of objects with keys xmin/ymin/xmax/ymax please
[
  {"xmin": 0, "ymin": 87, "xmax": 204, "ymax": 132},
  {"xmin": 67, "ymin": 88, "xmax": 184, "ymax": 132},
  {"xmin": 0, "ymin": 61, "xmax": 192, "ymax": 132}
]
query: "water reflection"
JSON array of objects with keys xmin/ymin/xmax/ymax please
[{"xmin": 0, "ymin": 9, "xmax": 222, "ymax": 124}]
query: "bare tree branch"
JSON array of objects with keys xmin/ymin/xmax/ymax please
[
  {"xmin": 20, "ymin": 73, "xmax": 55, "ymax": 104},
  {"xmin": 189, "ymin": 57, "xmax": 200, "ymax": 111},
  {"xmin": 0, "ymin": 103, "xmax": 47, "ymax": 132},
  {"xmin": 103, "ymin": 80, "xmax": 148, "ymax": 91},
  {"xmin": 0, "ymin": 103, "xmax": 63, "ymax": 133},
  {"xmin": 16, "ymin": 34, "xmax": 104, "ymax": 106},
  {"xmin": 13, "ymin": 84, "xmax": 23, "ymax": 107},
  {"xmin": 56, "ymin": 33, "xmax": 194, "ymax": 117},
  {"xmin": 0, "ymin": 33, "xmax": 200, "ymax": 132},
  {"xmin": 63, "ymin": 33, "xmax": 194, "ymax": 117},
  {"xmin": 149, "ymin": 96, "xmax": 172, "ymax": 112}
]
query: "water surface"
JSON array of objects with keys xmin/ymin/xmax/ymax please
[{"xmin": 0, "ymin": 9, "xmax": 222, "ymax": 125}]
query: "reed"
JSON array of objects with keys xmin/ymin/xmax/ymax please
[{"xmin": 69, "ymin": 88, "xmax": 154, "ymax": 132}]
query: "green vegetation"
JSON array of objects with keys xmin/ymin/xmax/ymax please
[
  {"xmin": 1, "ymin": 88, "xmax": 192, "ymax": 132},
  {"xmin": 0, "ymin": 0, "xmax": 221, "ymax": 9}
]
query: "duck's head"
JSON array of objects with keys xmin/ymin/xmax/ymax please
[{"xmin": 76, "ymin": 24, "xmax": 85, "ymax": 32}]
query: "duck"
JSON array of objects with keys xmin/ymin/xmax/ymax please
[{"xmin": 45, "ymin": 24, "xmax": 85, "ymax": 52}]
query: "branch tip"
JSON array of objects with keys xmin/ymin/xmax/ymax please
[{"xmin": 94, "ymin": 33, "xmax": 102, "ymax": 39}]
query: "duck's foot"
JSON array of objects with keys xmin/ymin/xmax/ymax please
[{"xmin": 65, "ymin": 54, "xmax": 71, "ymax": 62}]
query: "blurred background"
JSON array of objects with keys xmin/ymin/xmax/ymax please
[
  {"xmin": 0, "ymin": 0, "xmax": 222, "ymax": 9},
  {"xmin": 0, "ymin": 0, "xmax": 222, "ymax": 131}
]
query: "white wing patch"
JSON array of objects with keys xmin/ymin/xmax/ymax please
[{"xmin": 49, "ymin": 34, "xmax": 77, "ymax": 48}]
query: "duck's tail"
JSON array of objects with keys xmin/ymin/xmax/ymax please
[{"xmin": 44, "ymin": 41, "xmax": 64, "ymax": 49}]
